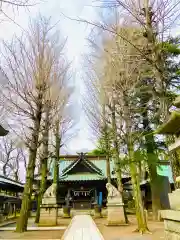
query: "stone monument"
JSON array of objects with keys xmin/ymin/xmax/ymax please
[
  {"xmin": 168, "ymin": 178, "xmax": 180, "ymax": 211},
  {"xmin": 39, "ymin": 183, "xmax": 59, "ymax": 226},
  {"xmin": 160, "ymin": 177, "xmax": 180, "ymax": 239},
  {"xmin": 106, "ymin": 183, "xmax": 126, "ymax": 226}
]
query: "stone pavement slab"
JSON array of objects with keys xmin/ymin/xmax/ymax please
[
  {"xmin": 61, "ymin": 215, "xmax": 104, "ymax": 240},
  {"xmin": 0, "ymin": 226, "xmax": 66, "ymax": 231}
]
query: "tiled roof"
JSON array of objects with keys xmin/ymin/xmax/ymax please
[
  {"xmin": 0, "ymin": 175, "xmax": 24, "ymax": 189},
  {"xmin": 61, "ymin": 155, "xmax": 103, "ymax": 176},
  {"xmin": 60, "ymin": 173, "xmax": 106, "ymax": 181},
  {"xmin": 156, "ymin": 111, "xmax": 180, "ymax": 135},
  {"xmin": 49, "ymin": 158, "xmax": 129, "ymax": 181}
]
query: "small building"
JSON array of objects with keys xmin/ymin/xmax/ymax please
[{"xmin": 0, "ymin": 175, "xmax": 24, "ymax": 217}]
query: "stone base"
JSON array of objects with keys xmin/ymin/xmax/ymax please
[
  {"xmin": 39, "ymin": 204, "xmax": 58, "ymax": 226},
  {"xmin": 161, "ymin": 210, "xmax": 180, "ymax": 240},
  {"xmin": 168, "ymin": 190, "xmax": 180, "ymax": 210},
  {"xmin": 42, "ymin": 197, "xmax": 56, "ymax": 205},
  {"xmin": 106, "ymin": 203, "xmax": 126, "ymax": 226},
  {"xmin": 165, "ymin": 230, "xmax": 180, "ymax": 240}
]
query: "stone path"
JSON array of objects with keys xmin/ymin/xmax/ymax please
[
  {"xmin": 61, "ymin": 215, "xmax": 104, "ymax": 240},
  {"xmin": 0, "ymin": 226, "xmax": 66, "ymax": 231}
]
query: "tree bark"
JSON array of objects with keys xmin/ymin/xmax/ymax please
[
  {"xmin": 141, "ymin": 101, "xmax": 161, "ymax": 220},
  {"xmin": 53, "ymin": 120, "xmax": 60, "ymax": 184},
  {"xmin": 128, "ymin": 137, "xmax": 148, "ymax": 232},
  {"xmin": 14, "ymin": 170, "xmax": 19, "ymax": 182},
  {"xmin": 144, "ymin": 0, "xmax": 169, "ymax": 121},
  {"xmin": 3, "ymin": 165, "xmax": 7, "ymax": 176},
  {"xmin": 124, "ymin": 95, "xmax": 148, "ymax": 233},
  {"xmin": 16, "ymin": 143, "xmax": 39, "ymax": 232},
  {"xmin": 102, "ymin": 104, "xmax": 111, "ymax": 183},
  {"xmin": 35, "ymin": 104, "xmax": 49, "ymax": 223},
  {"xmin": 16, "ymin": 92, "xmax": 43, "ymax": 233},
  {"xmin": 111, "ymin": 98, "xmax": 128, "ymax": 223}
]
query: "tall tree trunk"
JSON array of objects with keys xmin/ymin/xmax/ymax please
[
  {"xmin": 103, "ymin": 104, "xmax": 111, "ymax": 183},
  {"xmin": 144, "ymin": 0, "xmax": 168, "ymax": 121},
  {"xmin": 128, "ymin": 135, "xmax": 148, "ymax": 232},
  {"xmin": 3, "ymin": 164, "xmax": 7, "ymax": 176},
  {"xmin": 35, "ymin": 104, "xmax": 50, "ymax": 223},
  {"xmin": 53, "ymin": 120, "xmax": 60, "ymax": 184},
  {"xmin": 16, "ymin": 137, "xmax": 40, "ymax": 232},
  {"xmin": 124, "ymin": 95, "xmax": 148, "ymax": 233},
  {"xmin": 111, "ymin": 99, "xmax": 128, "ymax": 223},
  {"xmin": 14, "ymin": 171, "xmax": 19, "ymax": 182},
  {"xmin": 16, "ymin": 92, "xmax": 43, "ymax": 233},
  {"xmin": 141, "ymin": 102, "xmax": 161, "ymax": 220}
]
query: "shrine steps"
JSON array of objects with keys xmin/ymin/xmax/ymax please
[{"xmin": 71, "ymin": 209, "xmax": 93, "ymax": 217}]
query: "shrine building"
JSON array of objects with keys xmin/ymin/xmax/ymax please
[
  {"xmin": 35, "ymin": 153, "xmax": 173, "ymax": 210},
  {"xmin": 36, "ymin": 153, "xmax": 130, "ymax": 209}
]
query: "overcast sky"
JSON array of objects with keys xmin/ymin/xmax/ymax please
[{"xmin": 0, "ymin": 0, "xmax": 102, "ymax": 154}]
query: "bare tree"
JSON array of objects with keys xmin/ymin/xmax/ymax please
[
  {"xmin": 0, "ymin": 0, "xmax": 37, "ymax": 20},
  {"xmin": 86, "ymin": 25, "xmax": 150, "ymax": 232},
  {"xmin": 51, "ymin": 81, "xmax": 74, "ymax": 184},
  {"xmin": 0, "ymin": 135, "xmax": 28, "ymax": 181},
  {"xmin": 105, "ymin": 27, "xmax": 149, "ymax": 233},
  {"xmin": 83, "ymin": 59, "xmax": 112, "ymax": 183},
  {"xmin": 0, "ymin": 136, "xmax": 16, "ymax": 176},
  {"xmin": 1, "ymin": 15, "xmax": 64, "ymax": 232}
]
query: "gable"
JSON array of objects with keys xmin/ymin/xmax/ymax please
[
  {"xmin": 61, "ymin": 154, "xmax": 103, "ymax": 177},
  {"xmin": 65, "ymin": 161, "xmax": 98, "ymax": 174}
]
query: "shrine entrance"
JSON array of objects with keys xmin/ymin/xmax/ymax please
[{"xmin": 67, "ymin": 186, "xmax": 96, "ymax": 209}]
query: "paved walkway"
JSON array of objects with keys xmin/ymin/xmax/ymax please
[
  {"xmin": 0, "ymin": 226, "xmax": 66, "ymax": 231},
  {"xmin": 61, "ymin": 215, "xmax": 104, "ymax": 240}
]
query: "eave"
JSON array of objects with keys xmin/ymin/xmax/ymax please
[
  {"xmin": 0, "ymin": 125, "xmax": 9, "ymax": 136},
  {"xmin": 156, "ymin": 111, "xmax": 180, "ymax": 135},
  {"xmin": 174, "ymin": 96, "xmax": 180, "ymax": 108}
]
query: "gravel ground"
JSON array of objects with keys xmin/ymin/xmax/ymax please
[
  {"xmin": 0, "ymin": 230, "xmax": 65, "ymax": 239},
  {"xmin": 95, "ymin": 216, "xmax": 165, "ymax": 240},
  {"xmin": 0, "ymin": 217, "xmax": 71, "ymax": 239}
]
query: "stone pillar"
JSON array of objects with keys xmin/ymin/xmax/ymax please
[
  {"xmin": 39, "ymin": 183, "xmax": 59, "ymax": 226},
  {"xmin": 168, "ymin": 189, "xmax": 180, "ymax": 210},
  {"xmin": 161, "ymin": 181, "xmax": 180, "ymax": 239},
  {"xmin": 161, "ymin": 210, "xmax": 180, "ymax": 239},
  {"xmin": 39, "ymin": 205, "xmax": 58, "ymax": 226},
  {"xmin": 106, "ymin": 183, "xmax": 127, "ymax": 226}
]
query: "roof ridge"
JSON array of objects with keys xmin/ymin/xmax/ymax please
[{"xmin": 61, "ymin": 155, "xmax": 104, "ymax": 177}]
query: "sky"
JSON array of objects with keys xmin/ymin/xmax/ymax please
[{"xmin": 0, "ymin": 0, "xmax": 102, "ymax": 154}]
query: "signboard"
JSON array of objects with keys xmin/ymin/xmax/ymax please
[
  {"xmin": 72, "ymin": 189, "xmax": 94, "ymax": 197},
  {"xmin": 73, "ymin": 190, "xmax": 90, "ymax": 197}
]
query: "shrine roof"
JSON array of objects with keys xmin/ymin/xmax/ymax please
[
  {"xmin": 55, "ymin": 158, "xmax": 129, "ymax": 181},
  {"xmin": 61, "ymin": 154, "xmax": 103, "ymax": 176},
  {"xmin": 0, "ymin": 175, "xmax": 24, "ymax": 191},
  {"xmin": 156, "ymin": 111, "xmax": 180, "ymax": 135},
  {"xmin": 59, "ymin": 173, "xmax": 106, "ymax": 181},
  {"xmin": 174, "ymin": 96, "xmax": 180, "ymax": 108},
  {"xmin": 0, "ymin": 125, "xmax": 9, "ymax": 136}
]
